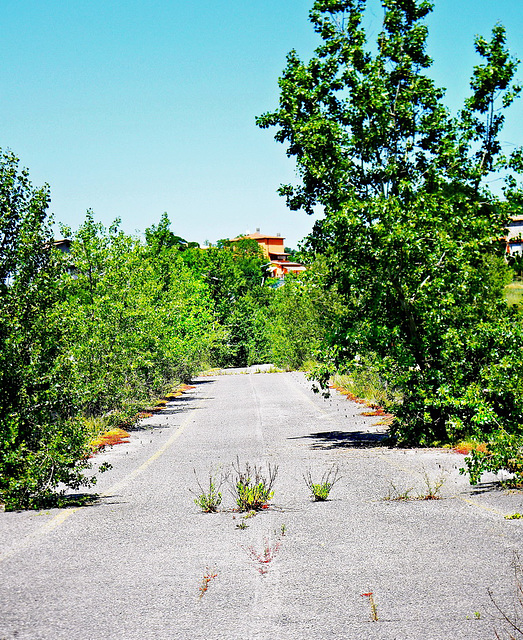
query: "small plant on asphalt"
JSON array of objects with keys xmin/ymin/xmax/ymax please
[
  {"xmin": 382, "ymin": 469, "xmax": 446, "ymax": 502},
  {"xmin": 198, "ymin": 567, "xmax": 218, "ymax": 599},
  {"xmin": 245, "ymin": 536, "xmax": 282, "ymax": 575},
  {"xmin": 231, "ymin": 457, "xmax": 278, "ymax": 512},
  {"xmin": 361, "ymin": 592, "xmax": 378, "ymax": 622},
  {"xmin": 505, "ymin": 513, "xmax": 523, "ymax": 520},
  {"xmin": 191, "ymin": 468, "xmax": 224, "ymax": 513},
  {"xmin": 419, "ymin": 468, "xmax": 446, "ymax": 500},
  {"xmin": 233, "ymin": 509, "xmax": 257, "ymax": 529},
  {"xmin": 383, "ymin": 481, "xmax": 414, "ymax": 502},
  {"xmin": 304, "ymin": 465, "xmax": 342, "ymax": 501},
  {"xmin": 489, "ymin": 552, "xmax": 523, "ymax": 639}
]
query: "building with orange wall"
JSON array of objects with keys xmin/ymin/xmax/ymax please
[{"xmin": 230, "ymin": 229, "xmax": 306, "ymax": 278}]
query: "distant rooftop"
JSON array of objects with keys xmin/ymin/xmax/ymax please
[{"xmin": 231, "ymin": 231, "xmax": 284, "ymax": 242}]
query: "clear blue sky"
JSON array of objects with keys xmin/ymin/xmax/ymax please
[{"xmin": 1, "ymin": 0, "xmax": 522, "ymax": 248}]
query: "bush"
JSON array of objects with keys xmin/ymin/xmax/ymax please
[
  {"xmin": 231, "ymin": 459, "xmax": 278, "ymax": 512},
  {"xmin": 266, "ymin": 260, "xmax": 343, "ymax": 371},
  {"xmin": 191, "ymin": 468, "xmax": 224, "ymax": 513},
  {"xmin": 304, "ymin": 465, "xmax": 342, "ymax": 501},
  {"xmin": 461, "ymin": 430, "xmax": 523, "ymax": 486},
  {"xmin": 0, "ymin": 150, "xmax": 98, "ymax": 510},
  {"xmin": 0, "ymin": 193, "xmax": 219, "ymax": 509}
]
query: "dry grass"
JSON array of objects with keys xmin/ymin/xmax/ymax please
[
  {"xmin": 505, "ymin": 280, "xmax": 523, "ymax": 307},
  {"xmin": 331, "ymin": 368, "xmax": 401, "ymax": 409},
  {"xmin": 452, "ymin": 440, "xmax": 489, "ymax": 455},
  {"xmin": 90, "ymin": 428, "xmax": 130, "ymax": 451}
]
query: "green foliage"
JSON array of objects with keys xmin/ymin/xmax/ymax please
[
  {"xmin": 145, "ymin": 212, "xmax": 194, "ymax": 253},
  {"xmin": 508, "ymin": 253, "xmax": 523, "ymax": 279},
  {"xmin": 331, "ymin": 356, "xmax": 403, "ymax": 408},
  {"xmin": 461, "ymin": 430, "xmax": 523, "ymax": 486},
  {"xmin": 0, "ymin": 150, "xmax": 95, "ymax": 510},
  {"xmin": 179, "ymin": 237, "xmax": 273, "ymax": 367},
  {"xmin": 191, "ymin": 468, "xmax": 224, "ymax": 513},
  {"xmin": 231, "ymin": 459, "xmax": 278, "ymax": 511},
  {"xmin": 259, "ymin": 0, "xmax": 523, "ymax": 457},
  {"xmin": 304, "ymin": 465, "xmax": 342, "ymax": 501},
  {"xmin": 266, "ymin": 258, "xmax": 343, "ymax": 370},
  {"xmin": 505, "ymin": 279, "xmax": 523, "ymax": 307},
  {"xmin": 56, "ymin": 213, "xmax": 216, "ymax": 417},
  {"xmin": 0, "ymin": 200, "xmax": 219, "ymax": 509}
]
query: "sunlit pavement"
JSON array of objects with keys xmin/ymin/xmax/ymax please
[{"xmin": 1, "ymin": 371, "xmax": 521, "ymax": 639}]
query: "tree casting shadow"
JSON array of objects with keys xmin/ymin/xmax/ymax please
[{"xmin": 290, "ymin": 429, "xmax": 389, "ymax": 449}]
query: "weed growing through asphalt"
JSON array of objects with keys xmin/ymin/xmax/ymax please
[
  {"xmin": 233, "ymin": 509, "xmax": 259, "ymax": 530},
  {"xmin": 383, "ymin": 481, "xmax": 414, "ymax": 501},
  {"xmin": 382, "ymin": 468, "xmax": 446, "ymax": 501},
  {"xmin": 505, "ymin": 513, "xmax": 523, "ymax": 520},
  {"xmin": 304, "ymin": 465, "xmax": 342, "ymax": 501},
  {"xmin": 231, "ymin": 457, "xmax": 278, "ymax": 512},
  {"xmin": 191, "ymin": 468, "xmax": 224, "ymax": 513},
  {"xmin": 245, "ymin": 536, "xmax": 282, "ymax": 575},
  {"xmin": 361, "ymin": 592, "xmax": 378, "ymax": 622},
  {"xmin": 198, "ymin": 567, "xmax": 218, "ymax": 599},
  {"xmin": 465, "ymin": 611, "xmax": 482, "ymax": 620},
  {"xmin": 489, "ymin": 551, "xmax": 523, "ymax": 638},
  {"xmin": 419, "ymin": 467, "xmax": 446, "ymax": 500}
]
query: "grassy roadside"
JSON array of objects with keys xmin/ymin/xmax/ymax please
[{"xmin": 505, "ymin": 279, "xmax": 523, "ymax": 307}]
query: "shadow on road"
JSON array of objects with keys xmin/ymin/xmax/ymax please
[
  {"xmin": 129, "ymin": 387, "xmax": 213, "ymax": 431},
  {"xmin": 289, "ymin": 429, "xmax": 389, "ymax": 449},
  {"xmin": 469, "ymin": 481, "xmax": 506, "ymax": 495}
]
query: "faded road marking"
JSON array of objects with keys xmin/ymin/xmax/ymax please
[{"xmin": 0, "ymin": 398, "xmax": 203, "ymax": 564}]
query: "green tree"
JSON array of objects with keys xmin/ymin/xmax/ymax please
[
  {"xmin": 258, "ymin": 0, "xmax": 523, "ymax": 445},
  {"xmin": 0, "ymin": 151, "xmax": 94, "ymax": 509},
  {"xmin": 57, "ymin": 213, "xmax": 217, "ymax": 417},
  {"xmin": 145, "ymin": 212, "xmax": 188, "ymax": 251},
  {"xmin": 180, "ymin": 238, "xmax": 272, "ymax": 366},
  {"xmin": 267, "ymin": 258, "xmax": 343, "ymax": 370},
  {"xmin": 508, "ymin": 252, "xmax": 523, "ymax": 278}
]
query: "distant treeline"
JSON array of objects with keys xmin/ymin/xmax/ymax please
[{"xmin": 0, "ymin": 150, "xmax": 340, "ymax": 509}]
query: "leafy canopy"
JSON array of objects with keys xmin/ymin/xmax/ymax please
[{"xmin": 258, "ymin": 0, "xmax": 523, "ymax": 446}]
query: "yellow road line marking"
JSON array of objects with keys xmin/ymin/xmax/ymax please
[
  {"xmin": 458, "ymin": 497, "xmax": 506, "ymax": 517},
  {"xmin": 0, "ymin": 399, "xmax": 202, "ymax": 564}
]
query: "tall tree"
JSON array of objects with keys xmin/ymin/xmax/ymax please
[
  {"xmin": 0, "ymin": 150, "xmax": 96, "ymax": 509},
  {"xmin": 258, "ymin": 0, "xmax": 523, "ymax": 444}
]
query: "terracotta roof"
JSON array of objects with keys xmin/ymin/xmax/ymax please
[{"xmin": 271, "ymin": 260, "xmax": 302, "ymax": 266}]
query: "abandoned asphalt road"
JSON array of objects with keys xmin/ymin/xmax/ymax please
[{"xmin": 1, "ymin": 370, "xmax": 523, "ymax": 640}]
